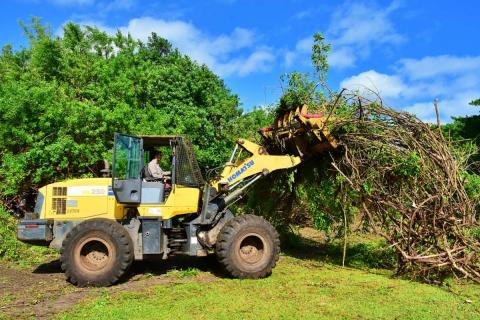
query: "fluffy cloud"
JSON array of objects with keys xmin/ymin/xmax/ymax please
[
  {"xmin": 284, "ymin": 37, "xmax": 312, "ymax": 68},
  {"xmin": 403, "ymin": 92, "xmax": 479, "ymax": 124},
  {"xmin": 285, "ymin": 1, "xmax": 404, "ymax": 69},
  {"xmin": 215, "ymin": 49, "xmax": 275, "ymax": 77},
  {"xmin": 398, "ymin": 55, "xmax": 480, "ymax": 80},
  {"xmin": 340, "ymin": 55, "xmax": 480, "ymax": 123},
  {"xmin": 340, "ymin": 70, "xmax": 406, "ymax": 98},
  {"xmin": 328, "ymin": 1, "xmax": 404, "ymax": 47},
  {"xmin": 328, "ymin": 47, "xmax": 356, "ymax": 69},
  {"xmin": 79, "ymin": 17, "xmax": 274, "ymax": 77}
]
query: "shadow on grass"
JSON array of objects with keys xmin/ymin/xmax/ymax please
[
  {"xmin": 32, "ymin": 254, "xmax": 227, "ymax": 284},
  {"xmin": 31, "ymin": 232, "xmax": 396, "ymax": 284},
  {"xmin": 129, "ymin": 254, "xmax": 227, "ymax": 279},
  {"xmin": 33, "ymin": 259, "xmax": 63, "ymax": 274},
  {"xmin": 280, "ymin": 231, "xmax": 397, "ymax": 270}
]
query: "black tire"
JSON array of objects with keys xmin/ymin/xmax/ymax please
[
  {"xmin": 216, "ymin": 214, "xmax": 280, "ymax": 279},
  {"xmin": 60, "ymin": 219, "xmax": 133, "ymax": 287}
]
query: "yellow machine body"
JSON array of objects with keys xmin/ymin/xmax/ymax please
[
  {"xmin": 35, "ymin": 139, "xmax": 299, "ymax": 222},
  {"xmin": 212, "ymin": 139, "xmax": 301, "ymax": 191},
  {"xmin": 36, "ymin": 178, "xmax": 200, "ymax": 221}
]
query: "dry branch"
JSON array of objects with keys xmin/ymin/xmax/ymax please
[{"xmin": 319, "ymin": 91, "xmax": 480, "ymax": 283}]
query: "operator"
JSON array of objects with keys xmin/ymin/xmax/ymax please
[{"xmin": 148, "ymin": 152, "xmax": 171, "ymax": 181}]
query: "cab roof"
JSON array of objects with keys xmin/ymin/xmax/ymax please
[{"xmin": 141, "ymin": 135, "xmax": 182, "ymax": 148}]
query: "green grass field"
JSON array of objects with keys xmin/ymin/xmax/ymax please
[
  {"xmin": 58, "ymin": 254, "xmax": 480, "ymax": 320},
  {"xmin": 2, "ymin": 209, "xmax": 480, "ymax": 320}
]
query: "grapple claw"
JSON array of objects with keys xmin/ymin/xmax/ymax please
[{"xmin": 259, "ymin": 105, "xmax": 338, "ymax": 158}]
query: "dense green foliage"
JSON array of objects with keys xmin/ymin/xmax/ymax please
[
  {"xmin": 442, "ymin": 116, "xmax": 480, "ymax": 205},
  {"xmin": 0, "ymin": 207, "xmax": 25, "ymax": 260},
  {"xmin": 443, "ymin": 115, "xmax": 480, "ymax": 143},
  {"xmin": 470, "ymin": 98, "xmax": 480, "ymax": 106},
  {"xmin": 277, "ymin": 32, "xmax": 330, "ymax": 116},
  {"xmin": 0, "ymin": 19, "xmax": 270, "ymax": 202}
]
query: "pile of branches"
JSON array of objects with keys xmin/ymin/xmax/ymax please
[{"xmin": 323, "ymin": 92, "xmax": 480, "ymax": 282}]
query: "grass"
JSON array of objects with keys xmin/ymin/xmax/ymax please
[
  {"xmin": 165, "ymin": 267, "xmax": 201, "ymax": 279},
  {"xmin": 58, "ymin": 254, "xmax": 480, "ymax": 320},
  {"xmin": 1, "ymin": 212, "xmax": 479, "ymax": 319}
]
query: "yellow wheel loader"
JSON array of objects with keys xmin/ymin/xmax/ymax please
[{"xmin": 16, "ymin": 106, "xmax": 337, "ymax": 287}]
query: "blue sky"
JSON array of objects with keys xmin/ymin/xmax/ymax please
[{"xmin": 1, "ymin": 0, "xmax": 479, "ymax": 123}]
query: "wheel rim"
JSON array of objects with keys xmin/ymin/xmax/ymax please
[
  {"xmin": 75, "ymin": 237, "xmax": 114, "ymax": 272},
  {"xmin": 236, "ymin": 233, "xmax": 267, "ymax": 265}
]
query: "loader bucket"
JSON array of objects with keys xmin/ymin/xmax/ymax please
[{"xmin": 259, "ymin": 105, "xmax": 338, "ymax": 158}]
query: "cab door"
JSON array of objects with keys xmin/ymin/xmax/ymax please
[{"xmin": 112, "ymin": 133, "xmax": 143, "ymax": 204}]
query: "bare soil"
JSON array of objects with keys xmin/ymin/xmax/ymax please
[{"xmin": 0, "ymin": 255, "xmax": 221, "ymax": 319}]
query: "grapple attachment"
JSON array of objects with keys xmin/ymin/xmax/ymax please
[{"xmin": 259, "ymin": 105, "xmax": 338, "ymax": 158}]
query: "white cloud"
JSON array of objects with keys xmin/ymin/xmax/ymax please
[
  {"xmin": 404, "ymin": 92, "xmax": 480, "ymax": 124},
  {"xmin": 328, "ymin": 47, "xmax": 356, "ymax": 69},
  {"xmin": 284, "ymin": 37, "xmax": 312, "ymax": 67},
  {"xmin": 328, "ymin": 1, "xmax": 404, "ymax": 68},
  {"xmin": 284, "ymin": 51, "xmax": 297, "ymax": 68},
  {"xmin": 286, "ymin": 1, "xmax": 404, "ymax": 69},
  {"xmin": 340, "ymin": 70, "xmax": 406, "ymax": 98},
  {"xmin": 339, "ymin": 55, "xmax": 480, "ymax": 123},
  {"xmin": 329, "ymin": 1, "xmax": 404, "ymax": 48},
  {"xmin": 77, "ymin": 17, "xmax": 274, "ymax": 77},
  {"xmin": 398, "ymin": 55, "xmax": 480, "ymax": 80},
  {"xmin": 216, "ymin": 49, "xmax": 275, "ymax": 77}
]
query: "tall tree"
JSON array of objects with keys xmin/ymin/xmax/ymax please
[{"xmin": 0, "ymin": 19, "xmax": 269, "ymax": 202}]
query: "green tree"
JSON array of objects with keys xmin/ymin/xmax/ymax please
[
  {"xmin": 244, "ymin": 32, "xmax": 342, "ymax": 231},
  {"xmin": 0, "ymin": 18, "xmax": 267, "ymax": 203},
  {"xmin": 277, "ymin": 32, "xmax": 330, "ymax": 115}
]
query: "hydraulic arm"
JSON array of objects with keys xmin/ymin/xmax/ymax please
[{"xmin": 203, "ymin": 105, "xmax": 339, "ymax": 221}]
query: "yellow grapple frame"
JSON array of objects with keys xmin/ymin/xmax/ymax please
[{"xmin": 259, "ymin": 105, "xmax": 338, "ymax": 158}]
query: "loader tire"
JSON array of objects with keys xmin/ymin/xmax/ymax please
[
  {"xmin": 216, "ymin": 214, "xmax": 280, "ymax": 279},
  {"xmin": 60, "ymin": 219, "xmax": 133, "ymax": 287}
]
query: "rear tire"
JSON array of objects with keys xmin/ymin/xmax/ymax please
[
  {"xmin": 216, "ymin": 214, "xmax": 280, "ymax": 279},
  {"xmin": 60, "ymin": 219, "xmax": 133, "ymax": 287}
]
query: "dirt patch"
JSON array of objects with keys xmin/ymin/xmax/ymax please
[
  {"xmin": 0, "ymin": 260, "xmax": 85, "ymax": 319},
  {"xmin": 298, "ymin": 227, "xmax": 327, "ymax": 243},
  {"xmin": 0, "ymin": 255, "xmax": 221, "ymax": 319},
  {"xmin": 0, "ymin": 229, "xmax": 329, "ymax": 319}
]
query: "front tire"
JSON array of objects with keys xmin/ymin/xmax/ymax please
[
  {"xmin": 60, "ymin": 219, "xmax": 133, "ymax": 287},
  {"xmin": 216, "ymin": 214, "xmax": 280, "ymax": 279}
]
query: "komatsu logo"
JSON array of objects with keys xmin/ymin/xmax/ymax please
[{"xmin": 227, "ymin": 160, "xmax": 255, "ymax": 182}]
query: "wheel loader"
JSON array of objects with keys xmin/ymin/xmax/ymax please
[{"xmin": 16, "ymin": 106, "xmax": 337, "ymax": 287}]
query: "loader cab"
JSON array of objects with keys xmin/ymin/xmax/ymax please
[{"xmin": 112, "ymin": 133, "xmax": 204, "ymax": 205}]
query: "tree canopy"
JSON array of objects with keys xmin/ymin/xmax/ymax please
[
  {"xmin": 0, "ymin": 19, "xmax": 271, "ymax": 200},
  {"xmin": 470, "ymin": 98, "xmax": 480, "ymax": 106}
]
